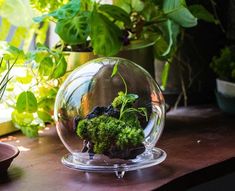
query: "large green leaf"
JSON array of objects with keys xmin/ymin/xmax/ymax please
[
  {"xmin": 55, "ymin": 12, "xmax": 90, "ymax": 45},
  {"xmin": 163, "ymin": 0, "xmax": 197, "ymax": 27},
  {"xmin": 189, "ymin": 4, "xmax": 217, "ymax": 23},
  {"xmin": 90, "ymin": 10, "xmax": 122, "ymax": 56},
  {"xmin": 50, "ymin": 56, "xmax": 67, "ymax": 79},
  {"xmin": 154, "ymin": 20, "xmax": 180, "ymax": 60},
  {"xmin": 16, "ymin": 91, "xmax": 38, "ymax": 113},
  {"xmin": 99, "ymin": 4, "xmax": 131, "ymax": 26}
]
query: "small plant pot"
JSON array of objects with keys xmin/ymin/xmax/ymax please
[
  {"xmin": 215, "ymin": 91, "xmax": 235, "ymax": 114},
  {"xmin": 216, "ymin": 79, "xmax": 235, "ymax": 97},
  {"xmin": 0, "ymin": 142, "xmax": 19, "ymax": 175}
]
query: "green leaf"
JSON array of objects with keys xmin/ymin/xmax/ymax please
[
  {"xmin": 38, "ymin": 57, "xmax": 54, "ymax": 76},
  {"xmin": 37, "ymin": 110, "xmax": 52, "ymax": 123},
  {"xmin": 55, "ymin": 12, "xmax": 90, "ymax": 45},
  {"xmin": 99, "ymin": 4, "xmax": 131, "ymax": 26},
  {"xmin": 163, "ymin": 0, "xmax": 197, "ymax": 27},
  {"xmin": 111, "ymin": 62, "xmax": 119, "ymax": 77},
  {"xmin": 154, "ymin": 20, "xmax": 180, "ymax": 60},
  {"xmin": 154, "ymin": 36, "xmax": 169, "ymax": 59},
  {"xmin": 50, "ymin": 56, "xmax": 67, "ymax": 79},
  {"xmin": 50, "ymin": 0, "xmax": 81, "ymax": 20},
  {"xmin": 16, "ymin": 91, "xmax": 38, "ymax": 113},
  {"xmin": 189, "ymin": 4, "xmax": 217, "ymax": 23},
  {"xmin": 90, "ymin": 10, "xmax": 122, "ymax": 56}
]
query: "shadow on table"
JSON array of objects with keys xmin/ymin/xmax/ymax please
[{"xmin": 0, "ymin": 166, "xmax": 23, "ymax": 184}]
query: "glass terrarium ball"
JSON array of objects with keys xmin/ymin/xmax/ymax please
[{"xmin": 54, "ymin": 57, "xmax": 165, "ymax": 174}]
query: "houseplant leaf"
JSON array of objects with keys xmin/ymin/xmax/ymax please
[
  {"xmin": 188, "ymin": 4, "xmax": 217, "ymax": 23},
  {"xmin": 99, "ymin": 4, "xmax": 131, "ymax": 27},
  {"xmin": 50, "ymin": 56, "xmax": 67, "ymax": 79},
  {"xmin": 16, "ymin": 91, "xmax": 38, "ymax": 113},
  {"xmin": 163, "ymin": 0, "xmax": 197, "ymax": 27},
  {"xmin": 154, "ymin": 20, "xmax": 180, "ymax": 60},
  {"xmin": 90, "ymin": 10, "xmax": 122, "ymax": 56},
  {"xmin": 38, "ymin": 57, "xmax": 54, "ymax": 76},
  {"xmin": 55, "ymin": 12, "xmax": 90, "ymax": 45}
]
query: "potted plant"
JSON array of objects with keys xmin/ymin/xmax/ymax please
[
  {"xmin": 210, "ymin": 46, "xmax": 235, "ymax": 113},
  {"xmin": 34, "ymin": 0, "xmax": 208, "ymax": 74}
]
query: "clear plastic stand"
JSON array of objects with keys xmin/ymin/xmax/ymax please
[{"xmin": 62, "ymin": 147, "xmax": 166, "ymax": 178}]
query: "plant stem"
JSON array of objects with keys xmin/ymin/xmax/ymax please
[
  {"xmin": 209, "ymin": 0, "xmax": 226, "ymax": 33},
  {"xmin": 118, "ymin": 72, "xmax": 128, "ymax": 95}
]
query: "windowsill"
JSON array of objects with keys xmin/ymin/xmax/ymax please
[{"xmin": 0, "ymin": 106, "xmax": 18, "ymax": 136}]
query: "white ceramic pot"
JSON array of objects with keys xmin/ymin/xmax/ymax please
[{"xmin": 216, "ymin": 78, "xmax": 235, "ymax": 97}]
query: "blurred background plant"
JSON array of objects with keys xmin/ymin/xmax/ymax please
[
  {"xmin": 0, "ymin": 42, "xmax": 67, "ymax": 137},
  {"xmin": 210, "ymin": 46, "xmax": 235, "ymax": 82},
  {"xmin": 0, "ymin": 57, "xmax": 14, "ymax": 101}
]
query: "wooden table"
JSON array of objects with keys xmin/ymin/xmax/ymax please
[{"xmin": 0, "ymin": 106, "xmax": 235, "ymax": 191}]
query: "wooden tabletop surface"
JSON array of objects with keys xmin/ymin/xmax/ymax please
[{"xmin": 0, "ymin": 105, "xmax": 235, "ymax": 191}]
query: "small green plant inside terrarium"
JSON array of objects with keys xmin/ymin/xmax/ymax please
[{"xmin": 75, "ymin": 63, "xmax": 148, "ymax": 159}]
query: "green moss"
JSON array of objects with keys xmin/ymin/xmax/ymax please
[{"xmin": 76, "ymin": 115, "xmax": 144, "ymax": 154}]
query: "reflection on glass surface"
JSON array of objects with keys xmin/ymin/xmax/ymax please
[{"xmin": 54, "ymin": 57, "xmax": 166, "ymax": 177}]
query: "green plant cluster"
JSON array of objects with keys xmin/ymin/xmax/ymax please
[
  {"xmin": 35, "ymin": 0, "xmax": 215, "ymax": 59},
  {"xmin": 210, "ymin": 47, "xmax": 235, "ymax": 82},
  {"xmin": 0, "ymin": 42, "xmax": 67, "ymax": 137},
  {"xmin": 77, "ymin": 115, "xmax": 144, "ymax": 154}
]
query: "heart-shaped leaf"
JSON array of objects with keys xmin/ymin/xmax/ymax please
[
  {"xmin": 55, "ymin": 12, "xmax": 90, "ymax": 45},
  {"xmin": 16, "ymin": 91, "xmax": 38, "ymax": 113}
]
